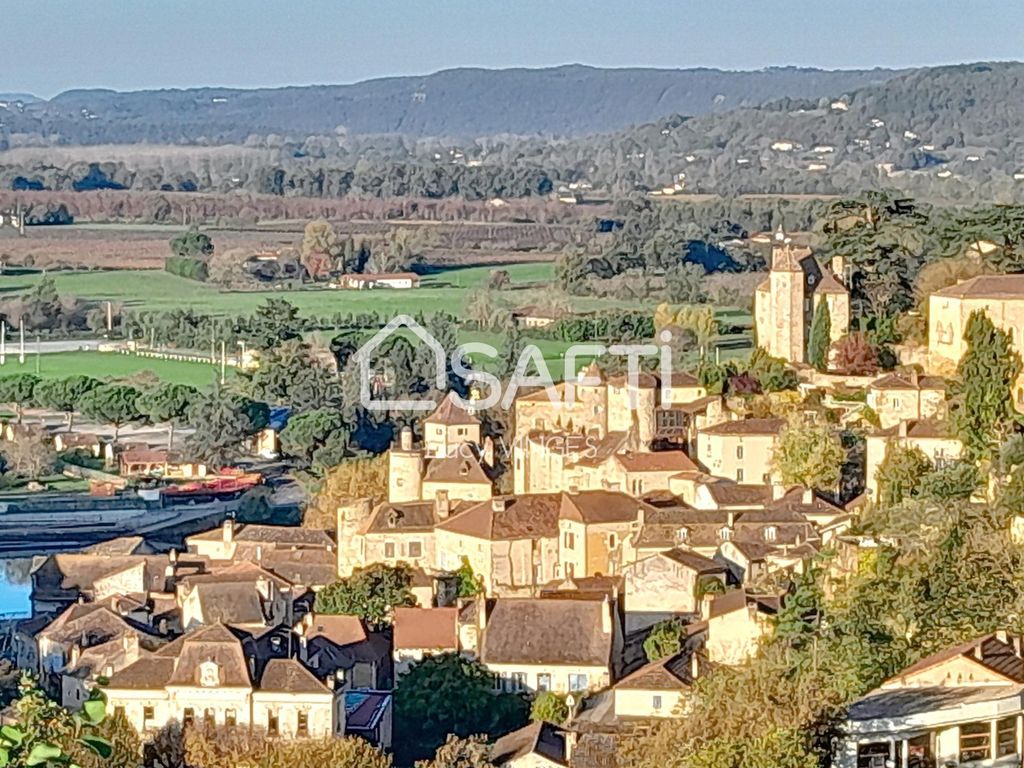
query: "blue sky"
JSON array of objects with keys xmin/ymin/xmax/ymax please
[{"xmin": 4, "ymin": 0, "xmax": 1023, "ymax": 97}]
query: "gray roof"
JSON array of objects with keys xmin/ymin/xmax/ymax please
[{"xmin": 481, "ymin": 598, "xmax": 612, "ymax": 667}]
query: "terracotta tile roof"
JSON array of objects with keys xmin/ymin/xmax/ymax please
[
  {"xmin": 365, "ymin": 501, "xmax": 448, "ymax": 533},
  {"xmin": 615, "ymin": 451, "xmax": 699, "ymax": 473},
  {"xmin": 258, "ymin": 658, "xmax": 330, "ymax": 694},
  {"xmin": 660, "ymin": 547, "xmax": 728, "ymax": 574},
  {"xmin": 188, "ymin": 524, "xmax": 334, "ymax": 547},
  {"xmin": 614, "ymin": 651, "xmax": 704, "ymax": 691},
  {"xmin": 438, "ymin": 494, "xmax": 563, "ymax": 540},
  {"xmin": 491, "ymin": 720, "xmax": 569, "ymax": 766},
  {"xmin": 662, "ymin": 371, "xmax": 701, "ymax": 388},
  {"xmin": 815, "ymin": 268, "xmax": 848, "ymax": 294},
  {"xmin": 704, "ymin": 480, "xmax": 771, "ymax": 507},
  {"xmin": 708, "ymin": 590, "xmax": 783, "ymax": 619},
  {"xmin": 423, "ymin": 452, "xmax": 491, "ymax": 484},
  {"xmin": 669, "ymin": 395, "xmax": 721, "ymax": 415},
  {"xmin": 424, "ymin": 391, "xmax": 480, "ymax": 426},
  {"xmin": 561, "ymin": 491, "xmax": 655, "ymax": 525},
  {"xmin": 393, "ymin": 607, "xmax": 459, "ymax": 650},
  {"xmin": 873, "ymin": 419, "xmax": 952, "ymax": 439},
  {"xmin": 481, "ymin": 598, "xmax": 612, "ymax": 668},
  {"xmin": 869, "ymin": 373, "xmax": 946, "ymax": 391},
  {"xmin": 933, "ymin": 274, "xmax": 1024, "ymax": 299},
  {"xmin": 883, "ymin": 633, "xmax": 1024, "ymax": 685},
  {"xmin": 300, "ymin": 614, "xmax": 368, "ymax": 647},
  {"xmin": 699, "ymin": 418, "xmax": 785, "ymax": 436}
]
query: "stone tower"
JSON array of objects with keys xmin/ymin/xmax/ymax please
[
  {"xmin": 387, "ymin": 427, "xmax": 424, "ymax": 503},
  {"xmin": 336, "ymin": 498, "xmax": 373, "ymax": 577}
]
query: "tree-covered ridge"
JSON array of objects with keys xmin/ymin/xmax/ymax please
[
  {"xmin": 0, "ymin": 65, "xmax": 903, "ymax": 144},
  {"xmin": 7, "ymin": 63, "xmax": 1024, "ymax": 202}
]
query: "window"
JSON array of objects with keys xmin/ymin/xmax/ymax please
[
  {"xmin": 652, "ymin": 695, "xmax": 662, "ymax": 711},
  {"xmin": 892, "ymin": 397, "xmax": 901, "ymax": 409},
  {"xmin": 563, "ymin": 532, "xmax": 575, "ymax": 549},
  {"xmin": 537, "ymin": 674, "xmax": 552, "ymax": 692},
  {"xmin": 856, "ymin": 742, "xmax": 890, "ymax": 768},
  {"xmin": 297, "ymin": 711, "xmax": 309, "ymax": 737},
  {"xmin": 408, "ymin": 541, "xmax": 423, "ymax": 558},
  {"xmin": 608, "ymin": 533, "xmax": 617, "ymax": 548},
  {"xmin": 114, "ymin": 706, "xmax": 126, "ymax": 719},
  {"xmin": 225, "ymin": 710, "xmax": 236, "ymax": 728},
  {"xmin": 204, "ymin": 709, "xmax": 215, "ymax": 726},
  {"xmin": 736, "ymin": 468, "xmax": 744, "ymax": 482},
  {"xmin": 510, "ymin": 672, "xmax": 527, "ymax": 692},
  {"xmin": 960, "ymin": 721, "xmax": 991, "ymax": 763},
  {"xmin": 182, "ymin": 708, "xmax": 194, "ymax": 727},
  {"xmin": 736, "ymin": 445, "xmax": 744, "ymax": 459},
  {"xmin": 267, "ymin": 711, "xmax": 279, "ymax": 736},
  {"xmin": 142, "ymin": 706, "xmax": 154, "ymax": 724},
  {"xmin": 997, "ymin": 716, "xmax": 1017, "ymax": 757},
  {"xmin": 676, "ymin": 527, "xmax": 689, "ymax": 544},
  {"xmin": 764, "ymin": 526, "xmax": 777, "ymax": 543},
  {"xmin": 719, "ymin": 527, "xmax": 732, "ymax": 542},
  {"xmin": 384, "ymin": 542, "xmax": 395, "ymax": 559},
  {"xmin": 569, "ymin": 674, "xmax": 588, "ymax": 692}
]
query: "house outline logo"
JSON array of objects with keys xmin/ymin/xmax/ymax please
[{"xmin": 353, "ymin": 314, "xmax": 447, "ymax": 411}]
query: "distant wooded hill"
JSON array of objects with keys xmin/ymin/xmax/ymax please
[
  {"xmin": 0, "ymin": 64, "xmax": 902, "ymax": 143},
  {"xmin": 6, "ymin": 63, "xmax": 1024, "ymax": 204}
]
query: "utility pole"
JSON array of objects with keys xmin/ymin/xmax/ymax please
[
  {"xmin": 18, "ymin": 318, "xmax": 24, "ymax": 365},
  {"xmin": 150, "ymin": 327, "xmax": 155, "ymax": 351},
  {"xmin": 1, "ymin": 322, "xmax": 6, "ymax": 365},
  {"xmin": 220, "ymin": 341, "xmax": 226, "ymax": 385},
  {"xmin": 34, "ymin": 336, "xmax": 40, "ymax": 374},
  {"xmin": 106, "ymin": 301, "xmax": 113, "ymax": 334}
]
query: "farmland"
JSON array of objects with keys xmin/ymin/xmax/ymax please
[{"xmin": 0, "ymin": 350, "xmax": 231, "ymax": 388}]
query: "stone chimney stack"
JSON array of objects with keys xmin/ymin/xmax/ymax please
[
  {"xmin": 222, "ymin": 518, "xmax": 234, "ymax": 544},
  {"xmin": 435, "ymin": 490, "xmax": 451, "ymax": 520},
  {"xmin": 400, "ymin": 426, "xmax": 413, "ymax": 451},
  {"xmin": 601, "ymin": 595, "xmax": 612, "ymax": 636},
  {"xmin": 690, "ymin": 651, "xmax": 700, "ymax": 680}
]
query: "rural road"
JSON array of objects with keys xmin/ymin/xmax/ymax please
[{"xmin": 0, "ymin": 338, "xmax": 101, "ymax": 357}]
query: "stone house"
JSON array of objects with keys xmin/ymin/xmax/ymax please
[
  {"xmin": 865, "ymin": 420, "xmax": 965, "ymax": 502},
  {"xmin": 835, "ymin": 632, "xmax": 1024, "ymax": 768},
  {"xmin": 293, "ymin": 613, "xmax": 389, "ymax": 689},
  {"xmin": 105, "ymin": 623, "xmax": 341, "ymax": 738},
  {"xmin": 622, "ymin": 548, "xmax": 726, "ymax": 633},
  {"xmin": 696, "ymin": 418, "xmax": 785, "ymax": 485},
  {"xmin": 480, "ymin": 597, "xmax": 618, "ymax": 694},
  {"xmin": 866, "ymin": 372, "xmax": 947, "ymax": 428},
  {"xmin": 928, "ymin": 274, "xmax": 1024, "ymax": 409},
  {"xmin": 612, "ymin": 651, "xmax": 703, "ymax": 720},
  {"xmin": 704, "ymin": 590, "xmax": 782, "ymax": 665},
  {"xmin": 392, "ymin": 606, "xmax": 461, "ymax": 676},
  {"xmin": 754, "ymin": 227, "xmax": 850, "ymax": 364}
]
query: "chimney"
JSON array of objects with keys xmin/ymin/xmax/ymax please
[
  {"xmin": 222, "ymin": 518, "xmax": 234, "ymax": 544},
  {"xmin": 771, "ymin": 484, "xmax": 787, "ymax": 501},
  {"xmin": 802, "ymin": 488, "xmax": 814, "ymax": 504},
  {"xmin": 601, "ymin": 595, "xmax": 612, "ymax": 635},
  {"xmin": 168, "ymin": 548, "xmax": 178, "ymax": 564},
  {"xmin": 399, "ymin": 426, "xmax": 413, "ymax": 451},
  {"xmin": 690, "ymin": 652, "xmax": 700, "ymax": 680},
  {"xmin": 255, "ymin": 545, "xmax": 263, "ymax": 562},
  {"xmin": 483, "ymin": 436, "xmax": 495, "ymax": 468},
  {"xmin": 435, "ymin": 490, "xmax": 451, "ymax": 519},
  {"xmin": 477, "ymin": 596, "xmax": 488, "ymax": 634},
  {"xmin": 700, "ymin": 593, "xmax": 714, "ymax": 620},
  {"xmin": 491, "ymin": 497, "xmax": 508, "ymax": 513},
  {"xmin": 158, "ymin": 618, "xmax": 168, "ymax": 635},
  {"xmin": 727, "ymin": 511, "xmax": 735, "ymax": 529},
  {"xmin": 103, "ymin": 664, "xmax": 113, "ymax": 678},
  {"xmin": 326, "ymin": 674, "xmax": 335, "ymax": 690},
  {"xmin": 910, "ymin": 370, "xmax": 919, "ymax": 387},
  {"xmin": 830, "ymin": 254, "xmax": 846, "ymax": 278},
  {"xmin": 69, "ymin": 644, "xmax": 80, "ymax": 667},
  {"xmin": 563, "ymin": 731, "xmax": 578, "ymax": 763},
  {"xmin": 637, "ymin": 506, "xmax": 647, "ymax": 527},
  {"xmin": 898, "ymin": 421, "xmax": 909, "ymax": 439}
]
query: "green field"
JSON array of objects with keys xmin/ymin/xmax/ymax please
[
  {"xmin": 0, "ymin": 264, "xmax": 556, "ymax": 316},
  {"xmin": 0, "ymin": 351, "xmax": 231, "ymax": 388}
]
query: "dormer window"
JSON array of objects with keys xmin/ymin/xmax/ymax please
[
  {"xmin": 764, "ymin": 526, "xmax": 778, "ymax": 543},
  {"xmin": 676, "ymin": 528, "xmax": 689, "ymax": 544},
  {"xmin": 198, "ymin": 660, "xmax": 220, "ymax": 687},
  {"xmin": 719, "ymin": 527, "xmax": 732, "ymax": 542}
]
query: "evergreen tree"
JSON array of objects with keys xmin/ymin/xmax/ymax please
[
  {"xmin": 806, "ymin": 300, "xmax": 831, "ymax": 371},
  {"xmin": 949, "ymin": 311, "xmax": 1023, "ymax": 461}
]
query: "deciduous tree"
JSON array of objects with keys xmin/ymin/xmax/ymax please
[
  {"xmin": 771, "ymin": 416, "xmax": 844, "ymax": 490},
  {"xmin": 314, "ymin": 563, "xmax": 416, "ymax": 629}
]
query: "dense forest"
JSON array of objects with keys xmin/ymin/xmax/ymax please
[
  {"xmin": 3, "ymin": 63, "xmax": 1024, "ymax": 203},
  {"xmin": 0, "ymin": 65, "xmax": 901, "ymax": 142}
]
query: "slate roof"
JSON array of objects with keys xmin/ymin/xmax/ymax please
[
  {"xmin": 614, "ymin": 651, "xmax": 704, "ymax": 691},
  {"xmin": 708, "ymin": 590, "xmax": 783, "ymax": 619},
  {"xmin": 192, "ymin": 582, "xmax": 266, "ymax": 625},
  {"xmin": 423, "ymin": 452, "xmax": 491, "ymax": 484},
  {"xmin": 481, "ymin": 598, "xmax": 612, "ymax": 667},
  {"xmin": 660, "ymin": 547, "xmax": 728, "ymax": 574}
]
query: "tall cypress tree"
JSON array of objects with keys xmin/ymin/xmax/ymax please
[
  {"xmin": 949, "ymin": 311, "xmax": 1023, "ymax": 461},
  {"xmin": 807, "ymin": 300, "xmax": 831, "ymax": 371}
]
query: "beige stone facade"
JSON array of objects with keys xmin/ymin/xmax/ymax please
[
  {"xmin": 928, "ymin": 274, "xmax": 1024, "ymax": 408},
  {"xmin": 695, "ymin": 418, "xmax": 785, "ymax": 485},
  {"xmin": 864, "ymin": 420, "xmax": 965, "ymax": 502},
  {"xmin": 866, "ymin": 372, "xmax": 947, "ymax": 428},
  {"xmin": 754, "ymin": 228, "xmax": 850, "ymax": 364}
]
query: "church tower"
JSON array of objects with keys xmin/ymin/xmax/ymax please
[{"xmin": 755, "ymin": 226, "xmax": 808, "ymax": 363}]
